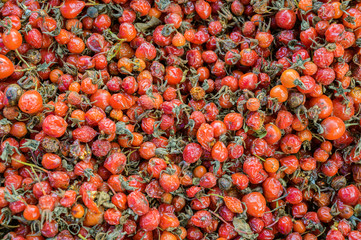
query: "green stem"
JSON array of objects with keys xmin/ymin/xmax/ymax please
[
  {"xmin": 78, "ymin": 234, "xmax": 87, "ymax": 240},
  {"xmin": 11, "ymin": 158, "xmax": 48, "ymax": 173},
  {"xmin": 15, "ymin": 49, "xmax": 31, "ymax": 68},
  {"xmin": 208, "ymin": 193, "xmax": 224, "ymax": 199},
  {"xmin": 14, "ymin": 66, "xmax": 36, "ymax": 72}
]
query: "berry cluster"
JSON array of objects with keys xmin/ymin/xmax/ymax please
[{"xmin": 0, "ymin": 0, "xmax": 360, "ymax": 240}]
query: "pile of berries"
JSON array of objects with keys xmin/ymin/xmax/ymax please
[{"xmin": 0, "ymin": 0, "xmax": 361, "ymax": 239}]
